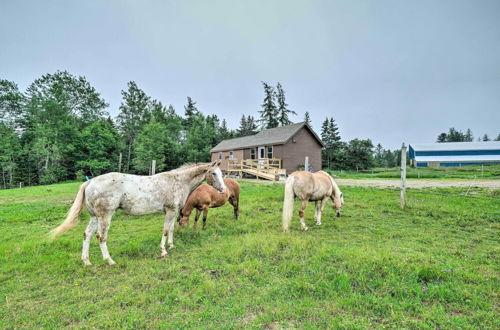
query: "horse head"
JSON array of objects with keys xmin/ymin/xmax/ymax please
[{"xmin": 205, "ymin": 160, "xmax": 226, "ymax": 194}]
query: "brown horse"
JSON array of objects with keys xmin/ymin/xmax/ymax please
[
  {"xmin": 179, "ymin": 178, "xmax": 240, "ymax": 229},
  {"xmin": 282, "ymin": 170, "xmax": 344, "ymax": 232}
]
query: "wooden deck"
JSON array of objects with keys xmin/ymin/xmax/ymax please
[{"xmin": 227, "ymin": 158, "xmax": 286, "ymax": 181}]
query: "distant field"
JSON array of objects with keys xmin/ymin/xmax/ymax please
[
  {"xmin": 326, "ymin": 164, "xmax": 500, "ymax": 179},
  {"xmin": 0, "ymin": 182, "xmax": 499, "ymax": 328}
]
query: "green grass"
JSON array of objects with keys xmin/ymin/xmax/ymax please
[
  {"xmin": 0, "ymin": 182, "xmax": 499, "ymax": 328},
  {"xmin": 325, "ymin": 164, "xmax": 500, "ymax": 180}
]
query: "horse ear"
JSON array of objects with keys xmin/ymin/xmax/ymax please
[{"xmin": 215, "ymin": 160, "xmax": 222, "ymax": 167}]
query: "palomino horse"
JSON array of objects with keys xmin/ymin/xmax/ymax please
[
  {"xmin": 282, "ymin": 170, "xmax": 344, "ymax": 232},
  {"xmin": 179, "ymin": 178, "xmax": 240, "ymax": 229},
  {"xmin": 49, "ymin": 161, "xmax": 226, "ymax": 265}
]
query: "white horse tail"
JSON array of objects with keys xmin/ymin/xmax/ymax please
[
  {"xmin": 49, "ymin": 181, "xmax": 90, "ymax": 239},
  {"xmin": 282, "ymin": 175, "xmax": 295, "ymax": 232}
]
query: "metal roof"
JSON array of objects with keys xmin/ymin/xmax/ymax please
[
  {"xmin": 211, "ymin": 122, "xmax": 323, "ymax": 152},
  {"xmin": 410, "ymin": 141, "xmax": 500, "ymax": 151},
  {"xmin": 415, "ymin": 155, "xmax": 500, "ymax": 162}
]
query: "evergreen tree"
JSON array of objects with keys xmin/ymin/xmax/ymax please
[
  {"xmin": 219, "ymin": 119, "xmax": 233, "ymax": 141},
  {"xmin": 495, "ymin": 134, "xmax": 500, "ymax": 141},
  {"xmin": 259, "ymin": 82, "xmax": 278, "ymax": 129},
  {"xmin": 436, "ymin": 133, "xmax": 447, "ymax": 143},
  {"xmin": 116, "ymin": 81, "xmax": 152, "ymax": 172},
  {"xmin": 237, "ymin": 115, "xmax": 258, "ymax": 137},
  {"xmin": 464, "ymin": 128, "xmax": 473, "ymax": 142},
  {"xmin": 276, "ymin": 82, "xmax": 296, "ymax": 126},
  {"xmin": 304, "ymin": 112, "xmax": 311, "ymax": 127},
  {"xmin": 183, "ymin": 97, "xmax": 199, "ymax": 129},
  {"xmin": 482, "ymin": 134, "xmax": 490, "ymax": 141}
]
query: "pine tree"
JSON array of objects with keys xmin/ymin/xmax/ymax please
[
  {"xmin": 259, "ymin": 82, "xmax": 278, "ymax": 129},
  {"xmin": 304, "ymin": 112, "xmax": 311, "ymax": 127},
  {"xmin": 464, "ymin": 128, "xmax": 473, "ymax": 142},
  {"xmin": 219, "ymin": 119, "xmax": 232, "ymax": 141},
  {"xmin": 133, "ymin": 120, "xmax": 169, "ymax": 174},
  {"xmin": 276, "ymin": 82, "xmax": 296, "ymax": 126},
  {"xmin": 237, "ymin": 115, "xmax": 258, "ymax": 137},
  {"xmin": 183, "ymin": 97, "xmax": 199, "ymax": 129},
  {"xmin": 482, "ymin": 134, "xmax": 490, "ymax": 141},
  {"xmin": 495, "ymin": 134, "xmax": 500, "ymax": 141}
]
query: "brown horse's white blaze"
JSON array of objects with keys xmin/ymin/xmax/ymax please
[
  {"xmin": 49, "ymin": 161, "xmax": 226, "ymax": 265},
  {"xmin": 179, "ymin": 178, "xmax": 240, "ymax": 229},
  {"xmin": 282, "ymin": 170, "xmax": 344, "ymax": 232}
]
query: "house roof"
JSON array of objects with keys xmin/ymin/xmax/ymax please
[
  {"xmin": 410, "ymin": 141, "xmax": 500, "ymax": 151},
  {"xmin": 211, "ymin": 122, "xmax": 323, "ymax": 152}
]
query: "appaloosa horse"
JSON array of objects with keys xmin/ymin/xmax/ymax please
[
  {"xmin": 50, "ymin": 161, "xmax": 226, "ymax": 265},
  {"xmin": 282, "ymin": 170, "xmax": 344, "ymax": 232},
  {"xmin": 179, "ymin": 178, "xmax": 240, "ymax": 229}
]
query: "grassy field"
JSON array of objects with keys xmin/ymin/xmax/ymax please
[
  {"xmin": 326, "ymin": 164, "xmax": 500, "ymax": 180},
  {"xmin": 0, "ymin": 181, "xmax": 499, "ymax": 328}
]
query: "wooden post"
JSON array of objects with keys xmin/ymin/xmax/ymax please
[
  {"xmin": 400, "ymin": 143, "xmax": 407, "ymax": 209},
  {"xmin": 305, "ymin": 156, "xmax": 309, "ymax": 172},
  {"xmin": 118, "ymin": 152, "xmax": 122, "ymax": 173},
  {"xmin": 151, "ymin": 160, "xmax": 156, "ymax": 175}
]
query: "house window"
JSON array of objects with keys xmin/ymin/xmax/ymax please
[
  {"xmin": 259, "ymin": 147, "xmax": 265, "ymax": 159},
  {"xmin": 218, "ymin": 152, "xmax": 222, "ymax": 160},
  {"xmin": 229, "ymin": 151, "xmax": 234, "ymax": 160},
  {"xmin": 267, "ymin": 146, "xmax": 273, "ymax": 159},
  {"xmin": 250, "ymin": 148, "xmax": 256, "ymax": 159}
]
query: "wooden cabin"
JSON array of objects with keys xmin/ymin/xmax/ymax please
[{"xmin": 210, "ymin": 122, "xmax": 323, "ymax": 180}]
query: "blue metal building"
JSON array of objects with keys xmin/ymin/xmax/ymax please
[{"xmin": 408, "ymin": 141, "xmax": 500, "ymax": 167}]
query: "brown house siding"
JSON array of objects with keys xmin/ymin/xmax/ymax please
[
  {"xmin": 211, "ymin": 149, "xmax": 244, "ymax": 171},
  {"xmin": 280, "ymin": 127, "xmax": 322, "ymax": 174}
]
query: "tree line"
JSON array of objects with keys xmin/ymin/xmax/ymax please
[
  {"xmin": 436, "ymin": 127, "xmax": 499, "ymax": 143},
  {"xmin": 3, "ymin": 71, "xmax": 494, "ymax": 188}
]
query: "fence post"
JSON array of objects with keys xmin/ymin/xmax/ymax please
[
  {"xmin": 118, "ymin": 153, "xmax": 122, "ymax": 173},
  {"xmin": 151, "ymin": 160, "xmax": 156, "ymax": 175},
  {"xmin": 400, "ymin": 143, "xmax": 407, "ymax": 209},
  {"xmin": 305, "ymin": 156, "xmax": 309, "ymax": 172}
]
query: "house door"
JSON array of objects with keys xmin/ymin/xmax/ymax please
[{"xmin": 258, "ymin": 146, "xmax": 266, "ymax": 168}]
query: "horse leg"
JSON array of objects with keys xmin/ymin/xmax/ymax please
[
  {"xmin": 232, "ymin": 197, "xmax": 239, "ymax": 220},
  {"xmin": 96, "ymin": 214, "xmax": 115, "ymax": 265},
  {"xmin": 160, "ymin": 208, "xmax": 176, "ymax": 257},
  {"xmin": 314, "ymin": 201, "xmax": 319, "ymax": 225},
  {"xmin": 299, "ymin": 200, "xmax": 309, "ymax": 231},
  {"xmin": 193, "ymin": 208, "xmax": 201, "ymax": 229},
  {"xmin": 317, "ymin": 197, "xmax": 328, "ymax": 226},
  {"xmin": 81, "ymin": 216, "xmax": 97, "ymax": 266},
  {"xmin": 202, "ymin": 207, "xmax": 209, "ymax": 230}
]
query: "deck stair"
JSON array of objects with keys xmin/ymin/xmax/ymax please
[{"xmin": 227, "ymin": 158, "xmax": 286, "ymax": 181}]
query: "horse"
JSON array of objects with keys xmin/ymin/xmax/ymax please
[
  {"xmin": 282, "ymin": 170, "xmax": 344, "ymax": 232},
  {"xmin": 49, "ymin": 161, "xmax": 226, "ymax": 265},
  {"xmin": 179, "ymin": 178, "xmax": 240, "ymax": 229}
]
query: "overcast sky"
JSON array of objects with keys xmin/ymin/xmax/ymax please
[{"xmin": 1, "ymin": 0, "xmax": 499, "ymax": 149}]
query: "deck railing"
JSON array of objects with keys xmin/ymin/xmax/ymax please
[{"xmin": 227, "ymin": 158, "xmax": 286, "ymax": 178}]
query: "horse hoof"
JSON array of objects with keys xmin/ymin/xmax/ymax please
[
  {"xmin": 161, "ymin": 251, "xmax": 168, "ymax": 257},
  {"xmin": 316, "ymin": 223, "xmax": 322, "ymax": 226},
  {"xmin": 107, "ymin": 259, "xmax": 116, "ymax": 266},
  {"xmin": 82, "ymin": 260, "xmax": 92, "ymax": 266},
  {"xmin": 168, "ymin": 245, "xmax": 175, "ymax": 250},
  {"xmin": 303, "ymin": 227, "xmax": 309, "ymax": 231}
]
